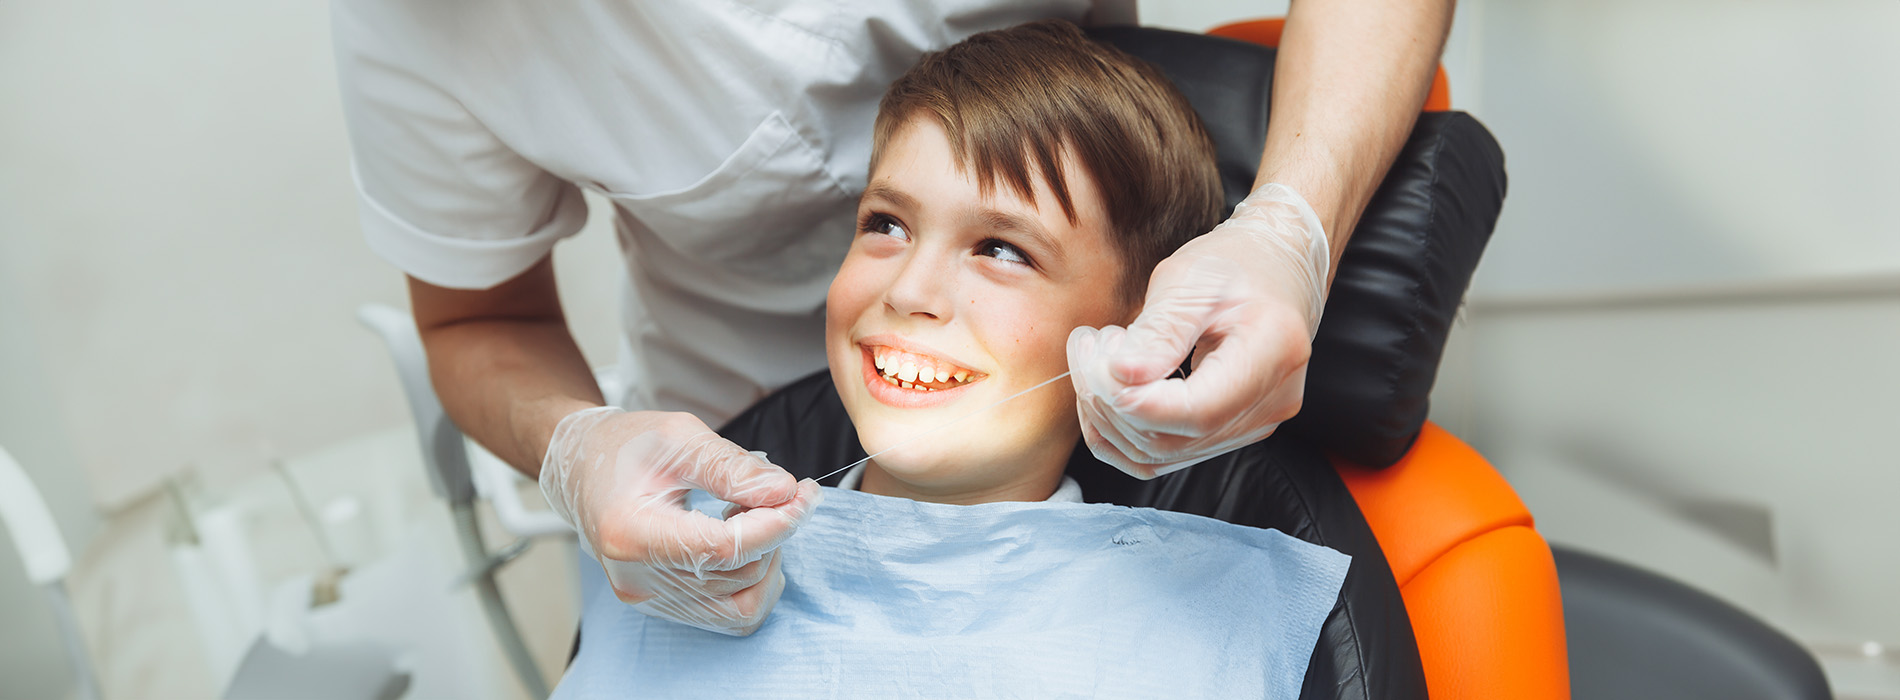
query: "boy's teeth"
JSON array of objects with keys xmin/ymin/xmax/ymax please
[{"xmin": 868, "ymin": 345, "xmax": 981, "ymax": 389}]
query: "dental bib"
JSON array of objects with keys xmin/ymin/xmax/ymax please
[{"xmin": 555, "ymin": 487, "xmax": 1350, "ymax": 699}]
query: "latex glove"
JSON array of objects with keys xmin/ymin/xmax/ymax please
[
  {"xmin": 1068, "ymin": 183, "xmax": 1330, "ymax": 478},
  {"xmin": 540, "ymin": 406, "xmax": 823, "ymax": 635}
]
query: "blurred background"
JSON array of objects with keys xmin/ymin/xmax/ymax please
[{"xmin": 1, "ymin": 0, "xmax": 1894, "ymax": 698}]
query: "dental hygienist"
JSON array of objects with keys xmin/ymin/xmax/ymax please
[{"xmin": 332, "ymin": 0, "xmax": 1453, "ymax": 635}]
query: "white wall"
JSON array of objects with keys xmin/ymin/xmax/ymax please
[
  {"xmin": 1428, "ymin": 0, "xmax": 1900, "ymax": 691},
  {"xmin": 0, "ymin": 0, "xmax": 627, "ymax": 512},
  {"xmin": 1465, "ymin": 0, "xmax": 1900, "ymax": 295}
]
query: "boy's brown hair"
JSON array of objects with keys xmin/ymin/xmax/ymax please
[{"xmin": 871, "ymin": 19, "xmax": 1224, "ymax": 304}]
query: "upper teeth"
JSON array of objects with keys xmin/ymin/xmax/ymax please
[{"xmin": 871, "ymin": 346, "xmax": 979, "ymax": 390}]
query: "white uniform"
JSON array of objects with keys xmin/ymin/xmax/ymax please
[{"xmin": 333, "ymin": 0, "xmax": 1134, "ymax": 425}]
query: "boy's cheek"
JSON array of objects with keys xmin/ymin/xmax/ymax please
[{"xmin": 826, "ymin": 261, "xmax": 876, "ymax": 328}]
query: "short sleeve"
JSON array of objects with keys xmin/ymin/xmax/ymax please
[{"xmin": 330, "ymin": 0, "xmax": 589, "ymax": 290}]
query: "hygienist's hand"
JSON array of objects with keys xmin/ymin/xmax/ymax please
[
  {"xmin": 539, "ymin": 406, "xmax": 823, "ymax": 636},
  {"xmin": 1068, "ymin": 183, "xmax": 1331, "ymax": 478}
]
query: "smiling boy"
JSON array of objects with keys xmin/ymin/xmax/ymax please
[{"xmin": 824, "ymin": 19, "xmax": 1224, "ymax": 505}]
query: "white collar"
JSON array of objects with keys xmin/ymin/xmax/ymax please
[{"xmin": 835, "ymin": 464, "xmax": 1084, "ymax": 503}]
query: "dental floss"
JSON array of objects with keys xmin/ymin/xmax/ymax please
[
  {"xmin": 814, "ymin": 370, "xmax": 1075, "ymax": 483},
  {"xmin": 812, "ymin": 361, "xmax": 1190, "ymax": 484}
]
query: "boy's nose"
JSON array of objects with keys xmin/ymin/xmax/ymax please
[{"xmin": 883, "ymin": 250, "xmax": 954, "ymax": 321}]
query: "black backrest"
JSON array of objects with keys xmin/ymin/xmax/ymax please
[
  {"xmin": 1088, "ymin": 27, "xmax": 1508, "ymax": 467},
  {"xmin": 1555, "ymin": 546, "xmax": 1833, "ymax": 700}
]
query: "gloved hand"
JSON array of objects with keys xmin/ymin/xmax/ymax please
[
  {"xmin": 1068, "ymin": 183, "xmax": 1331, "ymax": 478},
  {"xmin": 540, "ymin": 406, "xmax": 823, "ymax": 636}
]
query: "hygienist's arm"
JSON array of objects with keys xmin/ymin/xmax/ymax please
[
  {"xmin": 409, "ymin": 257, "xmax": 820, "ymax": 636},
  {"xmin": 1067, "ymin": 0, "xmax": 1453, "ymax": 476},
  {"xmin": 1260, "ymin": 0, "xmax": 1454, "ymax": 267},
  {"xmin": 408, "ymin": 256, "xmax": 602, "ymax": 476}
]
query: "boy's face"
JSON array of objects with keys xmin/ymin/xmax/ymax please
[{"xmin": 825, "ymin": 117, "xmax": 1133, "ymax": 500}]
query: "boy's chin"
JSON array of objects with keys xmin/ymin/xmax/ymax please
[
  {"xmin": 854, "ymin": 431, "xmax": 1002, "ymax": 486},
  {"xmin": 857, "ymin": 444, "xmax": 963, "ymax": 483}
]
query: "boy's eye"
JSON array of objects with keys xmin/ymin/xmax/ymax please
[
  {"xmin": 977, "ymin": 239, "xmax": 1033, "ymax": 267},
  {"xmin": 861, "ymin": 213, "xmax": 910, "ymax": 242}
]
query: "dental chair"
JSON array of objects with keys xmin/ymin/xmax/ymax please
[
  {"xmin": 0, "ymin": 445, "xmax": 101, "ymax": 700},
  {"xmin": 362, "ymin": 18, "xmax": 1830, "ymax": 700},
  {"xmin": 357, "ymin": 304, "xmax": 576, "ymax": 699},
  {"xmin": 724, "ymin": 20, "xmax": 1827, "ymax": 700}
]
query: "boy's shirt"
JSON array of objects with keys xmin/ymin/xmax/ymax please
[{"xmin": 833, "ymin": 464, "xmax": 1084, "ymax": 503}]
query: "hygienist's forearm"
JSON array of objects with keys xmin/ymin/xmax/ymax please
[
  {"xmin": 420, "ymin": 319, "xmax": 602, "ymax": 477},
  {"xmin": 408, "ymin": 259, "xmax": 604, "ymax": 478},
  {"xmin": 1256, "ymin": 0, "xmax": 1454, "ymax": 277}
]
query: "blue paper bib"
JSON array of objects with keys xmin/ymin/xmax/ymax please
[{"xmin": 556, "ymin": 487, "xmax": 1349, "ymax": 699}]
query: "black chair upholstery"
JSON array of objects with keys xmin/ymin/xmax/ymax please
[
  {"xmin": 1555, "ymin": 546, "xmax": 1833, "ymax": 700},
  {"xmin": 1089, "ymin": 27, "xmax": 1508, "ymax": 468}
]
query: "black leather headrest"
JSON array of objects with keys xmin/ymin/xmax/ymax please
[{"xmin": 1089, "ymin": 27, "xmax": 1507, "ymax": 467}]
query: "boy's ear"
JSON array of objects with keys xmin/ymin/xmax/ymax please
[{"xmin": 1118, "ymin": 295, "xmax": 1143, "ymax": 327}]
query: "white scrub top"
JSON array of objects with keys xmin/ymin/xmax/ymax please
[{"xmin": 333, "ymin": 0, "xmax": 1135, "ymax": 425}]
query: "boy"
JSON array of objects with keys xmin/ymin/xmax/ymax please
[{"xmin": 824, "ymin": 18, "xmax": 1223, "ymax": 504}]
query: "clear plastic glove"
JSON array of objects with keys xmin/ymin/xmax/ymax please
[
  {"xmin": 540, "ymin": 406, "xmax": 823, "ymax": 635},
  {"xmin": 1068, "ymin": 182, "xmax": 1330, "ymax": 478}
]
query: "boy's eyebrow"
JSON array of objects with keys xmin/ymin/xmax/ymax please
[
  {"xmin": 979, "ymin": 208, "xmax": 1069, "ymax": 268},
  {"xmin": 862, "ymin": 182, "xmax": 919, "ymax": 210}
]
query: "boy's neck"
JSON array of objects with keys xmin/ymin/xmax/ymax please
[{"xmin": 858, "ymin": 461, "xmax": 1064, "ymax": 505}]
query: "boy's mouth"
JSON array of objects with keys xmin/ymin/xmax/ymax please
[{"xmin": 864, "ymin": 344, "xmax": 985, "ymax": 391}]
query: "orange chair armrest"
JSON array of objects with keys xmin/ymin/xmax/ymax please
[
  {"xmin": 1332, "ymin": 422, "xmax": 1535, "ymax": 586},
  {"xmin": 1403, "ymin": 526, "xmax": 1571, "ymax": 699}
]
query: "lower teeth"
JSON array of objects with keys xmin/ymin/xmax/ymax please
[{"xmin": 884, "ymin": 373, "xmax": 956, "ymax": 391}]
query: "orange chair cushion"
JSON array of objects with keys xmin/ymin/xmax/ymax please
[
  {"xmin": 1334, "ymin": 423, "xmax": 1535, "ymax": 586},
  {"xmin": 1207, "ymin": 18, "xmax": 1453, "ymax": 112},
  {"xmin": 1403, "ymin": 526, "xmax": 1570, "ymax": 699},
  {"xmin": 1334, "ymin": 423, "xmax": 1571, "ymax": 700}
]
